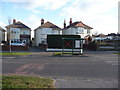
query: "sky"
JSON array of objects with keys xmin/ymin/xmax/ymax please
[{"xmin": 0, "ymin": 0, "xmax": 119, "ymax": 37}]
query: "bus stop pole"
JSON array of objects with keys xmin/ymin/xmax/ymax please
[
  {"xmin": 81, "ymin": 40, "xmax": 83, "ymax": 55},
  {"xmin": 62, "ymin": 38, "xmax": 64, "ymax": 55},
  {"xmin": 72, "ymin": 39, "xmax": 73, "ymax": 55}
]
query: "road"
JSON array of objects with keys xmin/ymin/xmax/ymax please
[{"xmin": 2, "ymin": 50, "xmax": 118, "ymax": 88}]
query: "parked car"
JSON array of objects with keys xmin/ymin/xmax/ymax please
[
  {"xmin": 10, "ymin": 41, "xmax": 26, "ymax": 46},
  {"xmin": 1, "ymin": 43, "xmax": 5, "ymax": 45},
  {"xmin": 0, "ymin": 41, "xmax": 7, "ymax": 46}
]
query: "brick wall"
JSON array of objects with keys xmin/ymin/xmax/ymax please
[{"xmin": 2, "ymin": 45, "xmax": 29, "ymax": 51}]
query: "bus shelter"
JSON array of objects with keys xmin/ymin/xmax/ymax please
[{"xmin": 62, "ymin": 38, "xmax": 84, "ymax": 55}]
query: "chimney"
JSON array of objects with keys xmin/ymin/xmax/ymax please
[
  {"xmin": 64, "ymin": 19, "xmax": 66, "ymax": 28},
  {"xmin": 69, "ymin": 18, "xmax": 72, "ymax": 25},
  {"xmin": 13, "ymin": 19, "xmax": 16, "ymax": 24},
  {"xmin": 41, "ymin": 18, "xmax": 44, "ymax": 25}
]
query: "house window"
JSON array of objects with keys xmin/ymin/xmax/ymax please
[
  {"xmin": 87, "ymin": 29, "xmax": 90, "ymax": 34},
  {"xmin": 76, "ymin": 29, "xmax": 79, "ymax": 34},
  {"xmin": 16, "ymin": 30, "xmax": 19, "ymax": 34},
  {"xmin": 76, "ymin": 28, "xmax": 84, "ymax": 34},
  {"xmin": 41, "ymin": 28, "xmax": 52, "ymax": 35},
  {"xmin": 22, "ymin": 31, "xmax": 29, "ymax": 35},
  {"xmin": 41, "ymin": 38, "xmax": 46, "ymax": 44},
  {"xmin": 11, "ymin": 30, "xmax": 19, "ymax": 34},
  {"xmin": 11, "ymin": 39, "xmax": 21, "ymax": 43},
  {"xmin": 23, "ymin": 31, "xmax": 28, "ymax": 34},
  {"xmin": 52, "ymin": 30, "xmax": 58, "ymax": 34},
  {"xmin": 23, "ymin": 31, "xmax": 25, "ymax": 34},
  {"xmin": 81, "ymin": 28, "xmax": 84, "ymax": 34},
  {"xmin": 11, "ymin": 30, "xmax": 14, "ymax": 33}
]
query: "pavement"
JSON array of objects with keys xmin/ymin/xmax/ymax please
[{"xmin": 1, "ymin": 47, "xmax": 119, "ymax": 88}]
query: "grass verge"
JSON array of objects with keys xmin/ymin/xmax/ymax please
[
  {"xmin": 52, "ymin": 52, "xmax": 62, "ymax": 56},
  {"xmin": 113, "ymin": 52, "xmax": 120, "ymax": 54},
  {"xmin": 2, "ymin": 76, "xmax": 54, "ymax": 88},
  {"xmin": 0, "ymin": 52, "xmax": 31, "ymax": 56},
  {"xmin": 52, "ymin": 52, "xmax": 81, "ymax": 56}
]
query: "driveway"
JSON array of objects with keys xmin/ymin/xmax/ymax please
[{"xmin": 2, "ymin": 50, "xmax": 118, "ymax": 88}]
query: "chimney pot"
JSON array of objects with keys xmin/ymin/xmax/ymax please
[
  {"xmin": 64, "ymin": 19, "xmax": 66, "ymax": 28},
  {"xmin": 69, "ymin": 18, "xmax": 72, "ymax": 25},
  {"xmin": 13, "ymin": 19, "xmax": 16, "ymax": 24},
  {"xmin": 41, "ymin": 18, "xmax": 44, "ymax": 25}
]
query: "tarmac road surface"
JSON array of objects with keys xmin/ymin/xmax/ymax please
[{"xmin": 2, "ymin": 50, "xmax": 118, "ymax": 88}]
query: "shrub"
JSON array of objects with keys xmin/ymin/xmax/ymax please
[{"xmin": 88, "ymin": 40, "xmax": 99, "ymax": 51}]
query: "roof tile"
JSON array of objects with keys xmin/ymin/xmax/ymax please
[
  {"xmin": 6, "ymin": 21, "xmax": 31, "ymax": 29},
  {"xmin": 65, "ymin": 21, "xmax": 93, "ymax": 29},
  {"xmin": 36, "ymin": 21, "xmax": 61, "ymax": 30},
  {"xmin": 0, "ymin": 26, "xmax": 5, "ymax": 32}
]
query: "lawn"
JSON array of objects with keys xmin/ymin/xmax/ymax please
[
  {"xmin": 0, "ymin": 52, "xmax": 31, "ymax": 56},
  {"xmin": 2, "ymin": 76, "xmax": 55, "ymax": 88}
]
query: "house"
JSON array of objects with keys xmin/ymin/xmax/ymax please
[
  {"xmin": 92, "ymin": 34, "xmax": 108, "ymax": 40},
  {"xmin": 34, "ymin": 19, "xmax": 62, "ymax": 46},
  {"xmin": 107, "ymin": 33, "xmax": 118, "ymax": 40},
  {"xmin": 92, "ymin": 33, "xmax": 119, "ymax": 42},
  {"xmin": 63, "ymin": 18, "xmax": 93, "ymax": 44},
  {"xmin": 5, "ymin": 19, "xmax": 31, "ymax": 45},
  {"xmin": 0, "ymin": 26, "xmax": 5, "ymax": 44}
]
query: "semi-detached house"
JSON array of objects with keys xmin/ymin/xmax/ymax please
[
  {"xmin": 34, "ymin": 19, "xmax": 62, "ymax": 46},
  {"xmin": 6, "ymin": 19, "xmax": 31, "ymax": 45},
  {"xmin": 63, "ymin": 18, "xmax": 93, "ymax": 44}
]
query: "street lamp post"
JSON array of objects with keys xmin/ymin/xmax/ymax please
[
  {"xmin": 9, "ymin": 27, "xmax": 11, "ymax": 53},
  {"xmin": 8, "ymin": 18, "xmax": 12, "ymax": 53}
]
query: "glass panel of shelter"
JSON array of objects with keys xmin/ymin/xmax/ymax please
[{"xmin": 62, "ymin": 38, "xmax": 84, "ymax": 55}]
